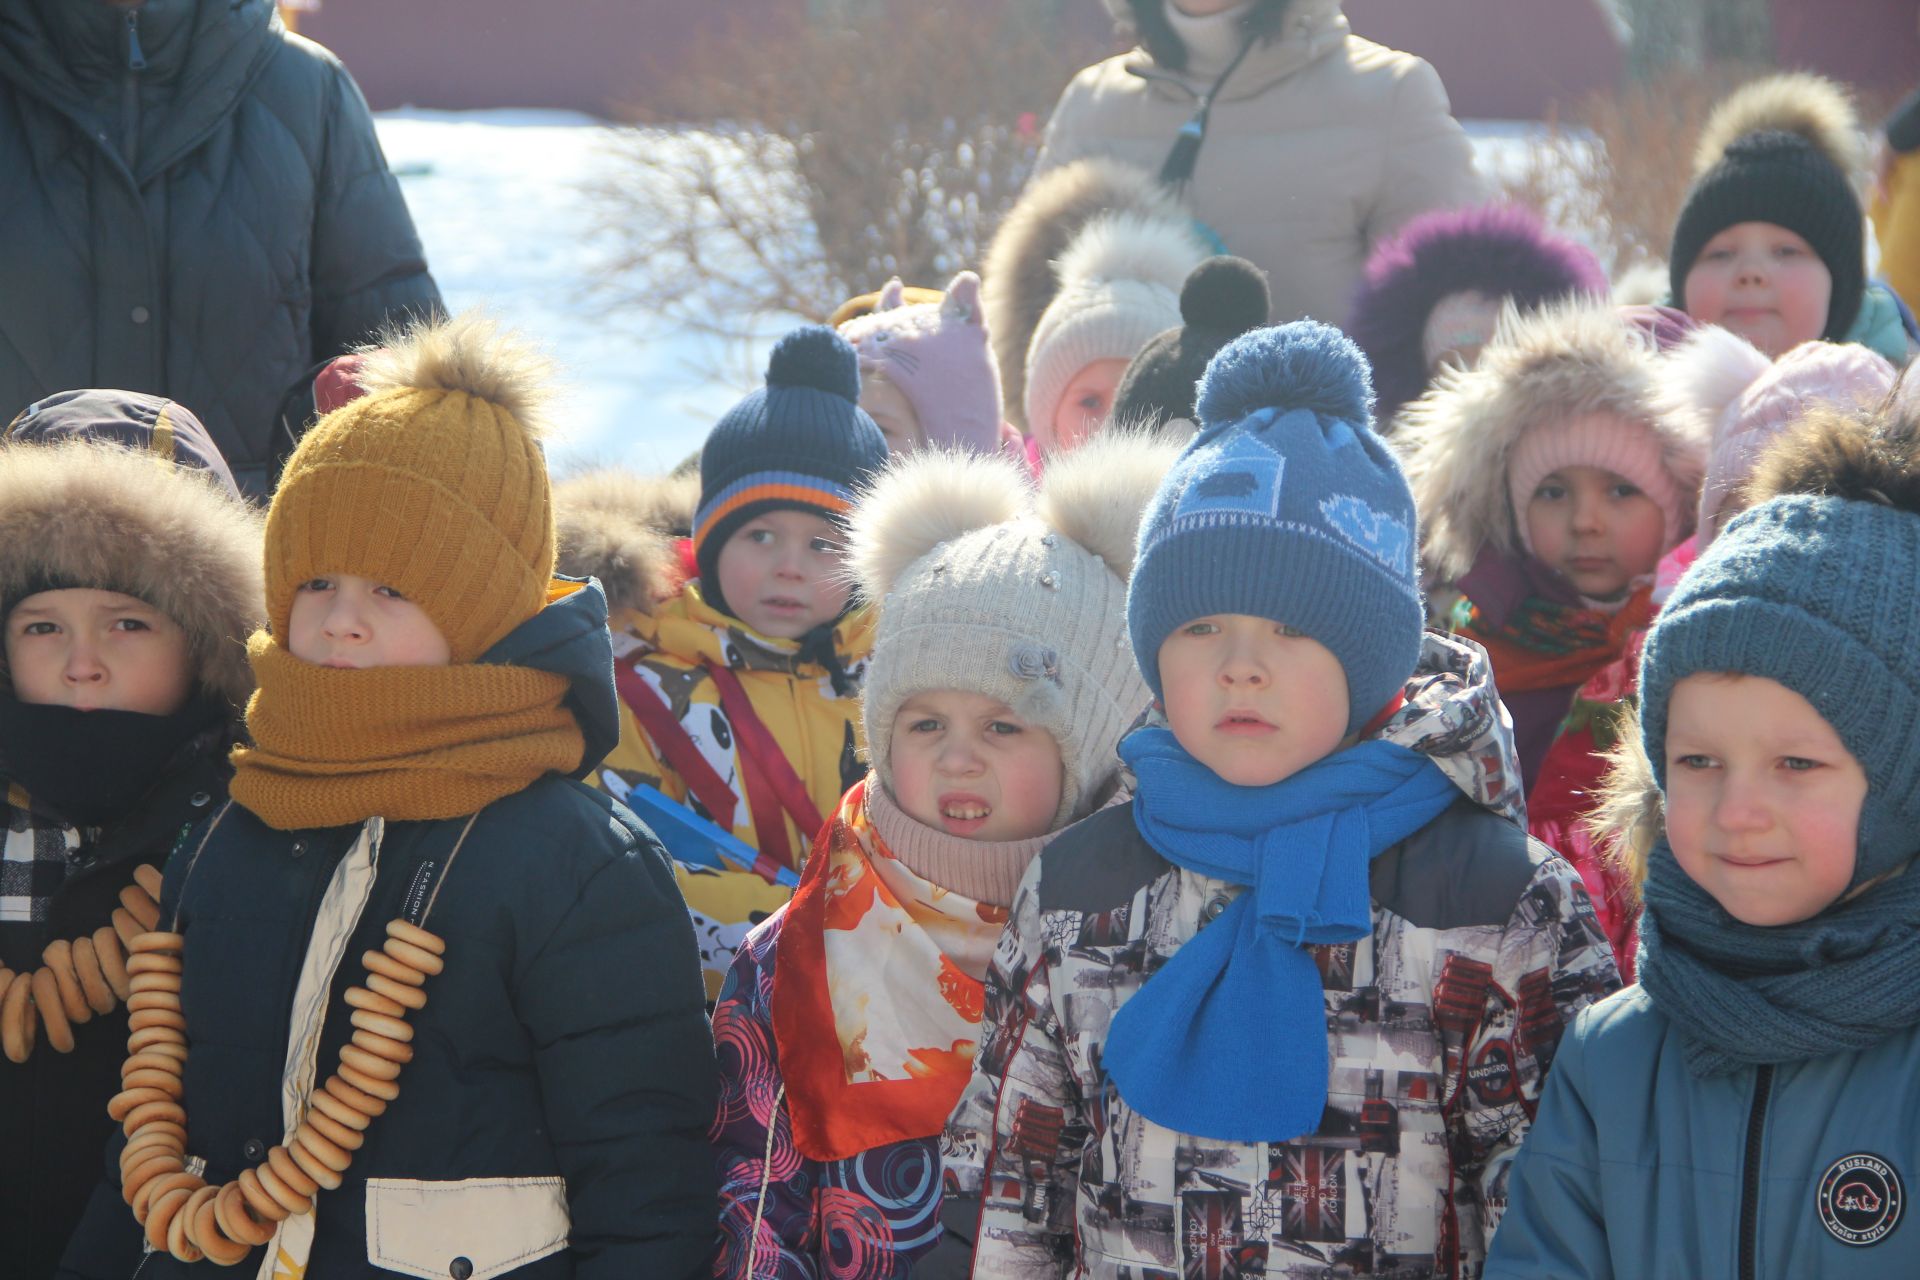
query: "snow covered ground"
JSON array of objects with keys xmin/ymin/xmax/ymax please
[{"xmin": 375, "ymin": 109, "xmax": 1559, "ymax": 473}]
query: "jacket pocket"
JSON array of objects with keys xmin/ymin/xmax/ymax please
[{"xmin": 365, "ymin": 1177, "xmax": 569, "ymax": 1280}]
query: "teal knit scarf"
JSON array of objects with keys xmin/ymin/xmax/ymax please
[{"xmin": 1638, "ymin": 839, "xmax": 1920, "ymax": 1076}]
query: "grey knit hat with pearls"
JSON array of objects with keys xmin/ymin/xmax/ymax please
[{"xmin": 845, "ymin": 431, "xmax": 1178, "ymax": 826}]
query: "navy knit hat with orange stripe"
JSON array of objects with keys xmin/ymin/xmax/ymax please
[{"xmin": 693, "ymin": 326, "xmax": 889, "ymax": 618}]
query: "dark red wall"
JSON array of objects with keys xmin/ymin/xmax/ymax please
[
  {"xmin": 299, "ymin": 0, "xmax": 799, "ymax": 116},
  {"xmin": 1345, "ymin": 0, "xmax": 1623, "ymax": 121},
  {"xmin": 300, "ymin": 0, "xmax": 1920, "ymax": 123}
]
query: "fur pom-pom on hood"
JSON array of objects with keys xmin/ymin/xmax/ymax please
[
  {"xmin": 553, "ymin": 469, "xmax": 697, "ymax": 617},
  {"xmin": 1054, "ymin": 211, "xmax": 1205, "ymax": 299},
  {"xmin": 355, "ymin": 310, "xmax": 557, "ymax": 439},
  {"xmin": 1692, "ymin": 72, "xmax": 1865, "ymax": 181},
  {"xmin": 982, "ymin": 158, "xmax": 1192, "ymax": 429},
  {"xmin": 844, "ymin": 450, "xmax": 1030, "ymax": 605},
  {"xmin": 1034, "ymin": 429, "xmax": 1183, "ymax": 581},
  {"xmin": 1744, "ymin": 389, "xmax": 1920, "ymax": 514},
  {"xmin": 0, "ymin": 440, "xmax": 264, "ymax": 708},
  {"xmin": 1395, "ymin": 299, "xmax": 1707, "ymax": 581},
  {"xmin": 1656, "ymin": 325, "xmax": 1774, "ymax": 444}
]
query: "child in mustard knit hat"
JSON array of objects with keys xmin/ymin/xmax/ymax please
[{"xmin": 59, "ymin": 313, "xmax": 717, "ymax": 1280}]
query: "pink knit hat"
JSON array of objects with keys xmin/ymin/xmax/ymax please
[
  {"xmin": 838, "ymin": 272, "xmax": 1003, "ymax": 454},
  {"xmin": 1507, "ymin": 411, "xmax": 1691, "ymax": 558},
  {"xmin": 1661, "ymin": 327, "xmax": 1895, "ymax": 547}
]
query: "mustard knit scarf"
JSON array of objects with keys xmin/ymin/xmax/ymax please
[{"xmin": 229, "ymin": 633, "xmax": 585, "ymax": 830}]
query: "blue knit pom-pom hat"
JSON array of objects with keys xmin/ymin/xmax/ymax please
[
  {"xmin": 1641, "ymin": 491, "xmax": 1920, "ymax": 888},
  {"xmin": 694, "ymin": 325, "xmax": 889, "ymax": 614},
  {"xmin": 1127, "ymin": 321, "xmax": 1425, "ymax": 733}
]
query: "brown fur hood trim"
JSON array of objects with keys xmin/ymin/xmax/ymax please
[
  {"xmin": 1586, "ymin": 710, "xmax": 1662, "ymax": 898},
  {"xmin": 1693, "ymin": 72, "xmax": 1865, "ymax": 181},
  {"xmin": 983, "ymin": 157, "xmax": 1191, "ymax": 429},
  {"xmin": 552, "ymin": 469, "xmax": 697, "ymax": 617},
  {"xmin": 1394, "ymin": 299, "xmax": 1708, "ymax": 581},
  {"xmin": 0, "ymin": 440, "xmax": 264, "ymax": 708},
  {"xmin": 1744, "ymin": 378, "xmax": 1920, "ymax": 513}
]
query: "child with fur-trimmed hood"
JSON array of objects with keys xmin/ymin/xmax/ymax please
[
  {"xmin": 1396, "ymin": 300, "xmax": 1707, "ymax": 795},
  {"xmin": 708, "ymin": 431, "xmax": 1173, "ymax": 1279},
  {"xmin": 58, "ymin": 314, "xmax": 716, "ymax": 1280},
  {"xmin": 1488, "ymin": 389, "xmax": 1920, "ymax": 1278},
  {"xmin": 0, "ymin": 391, "xmax": 261, "ymax": 1279},
  {"xmin": 559, "ymin": 328, "xmax": 888, "ymax": 1003},
  {"xmin": 1522, "ymin": 328, "xmax": 1898, "ymax": 975},
  {"xmin": 946, "ymin": 322, "xmax": 1618, "ymax": 1280}
]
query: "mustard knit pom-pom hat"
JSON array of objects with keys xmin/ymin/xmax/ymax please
[{"xmin": 265, "ymin": 312, "xmax": 559, "ymax": 664}]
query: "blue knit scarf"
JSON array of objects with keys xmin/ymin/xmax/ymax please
[
  {"xmin": 1638, "ymin": 838, "xmax": 1920, "ymax": 1076},
  {"xmin": 1105, "ymin": 727, "xmax": 1457, "ymax": 1141}
]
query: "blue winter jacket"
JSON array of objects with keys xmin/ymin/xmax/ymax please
[{"xmin": 1485, "ymin": 984, "xmax": 1920, "ymax": 1278}]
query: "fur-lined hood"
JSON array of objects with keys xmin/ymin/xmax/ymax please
[
  {"xmin": 1587, "ymin": 715, "xmax": 1662, "ymax": 897},
  {"xmin": 1744, "ymin": 377, "xmax": 1920, "ymax": 511},
  {"xmin": 983, "ymin": 157, "xmax": 1192, "ymax": 430},
  {"xmin": 1395, "ymin": 299, "xmax": 1708, "ymax": 581},
  {"xmin": 552, "ymin": 469, "xmax": 697, "ymax": 619},
  {"xmin": 0, "ymin": 437, "xmax": 264, "ymax": 708},
  {"xmin": 1345, "ymin": 202, "xmax": 1607, "ymax": 426}
]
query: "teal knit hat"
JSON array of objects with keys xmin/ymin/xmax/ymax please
[{"xmin": 1640, "ymin": 492, "xmax": 1920, "ymax": 886}]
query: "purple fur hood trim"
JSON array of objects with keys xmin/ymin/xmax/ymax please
[{"xmin": 1345, "ymin": 203, "xmax": 1608, "ymax": 426}]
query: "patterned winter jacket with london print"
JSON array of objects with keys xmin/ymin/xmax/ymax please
[
  {"xmin": 602, "ymin": 581, "xmax": 875, "ymax": 1000},
  {"xmin": 944, "ymin": 632, "xmax": 1622, "ymax": 1280}
]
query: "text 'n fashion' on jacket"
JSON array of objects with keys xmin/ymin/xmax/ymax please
[
  {"xmin": 0, "ymin": 0, "xmax": 443, "ymax": 497},
  {"xmin": 55, "ymin": 582, "xmax": 719, "ymax": 1280},
  {"xmin": 602, "ymin": 580, "xmax": 875, "ymax": 1001},
  {"xmin": 945, "ymin": 632, "xmax": 1622, "ymax": 1279},
  {"xmin": 1037, "ymin": 0, "xmax": 1484, "ymax": 329}
]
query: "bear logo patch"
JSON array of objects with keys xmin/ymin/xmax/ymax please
[{"xmin": 1818, "ymin": 1153, "xmax": 1904, "ymax": 1246}]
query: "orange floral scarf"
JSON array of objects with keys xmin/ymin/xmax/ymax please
[
  {"xmin": 1462, "ymin": 583, "xmax": 1657, "ymax": 695},
  {"xmin": 771, "ymin": 779, "xmax": 1008, "ymax": 1162}
]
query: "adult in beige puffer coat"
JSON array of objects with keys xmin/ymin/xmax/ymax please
[{"xmin": 1035, "ymin": 0, "xmax": 1485, "ymax": 329}]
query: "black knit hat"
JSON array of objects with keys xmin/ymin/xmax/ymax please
[
  {"xmin": 1670, "ymin": 121, "xmax": 1864, "ymax": 340},
  {"xmin": 693, "ymin": 325, "xmax": 888, "ymax": 617},
  {"xmin": 1109, "ymin": 256, "xmax": 1270, "ymax": 430}
]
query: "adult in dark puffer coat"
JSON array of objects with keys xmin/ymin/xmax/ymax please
[
  {"xmin": 0, "ymin": 390, "xmax": 262, "ymax": 1280},
  {"xmin": 1346, "ymin": 202, "xmax": 1609, "ymax": 429},
  {"xmin": 0, "ymin": 0, "xmax": 443, "ymax": 499}
]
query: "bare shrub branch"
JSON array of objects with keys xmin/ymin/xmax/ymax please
[
  {"xmin": 1497, "ymin": 62, "xmax": 1776, "ymax": 277},
  {"xmin": 588, "ymin": 4, "xmax": 1105, "ymax": 353}
]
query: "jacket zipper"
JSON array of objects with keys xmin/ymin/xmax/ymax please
[
  {"xmin": 121, "ymin": 11, "xmax": 145, "ymax": 169},
  {"xmin": 1737, "ymin": 1064, "xmax": 1775, "ymax": 1280}
]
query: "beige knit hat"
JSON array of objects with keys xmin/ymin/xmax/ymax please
[
  {"xmin": 845, "ymin": 430, "xmax": 1179, "ymax": 827},
  {"xmin": 1023, "ymin": 211, "xmax": 1210, "ymax": 449}
]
